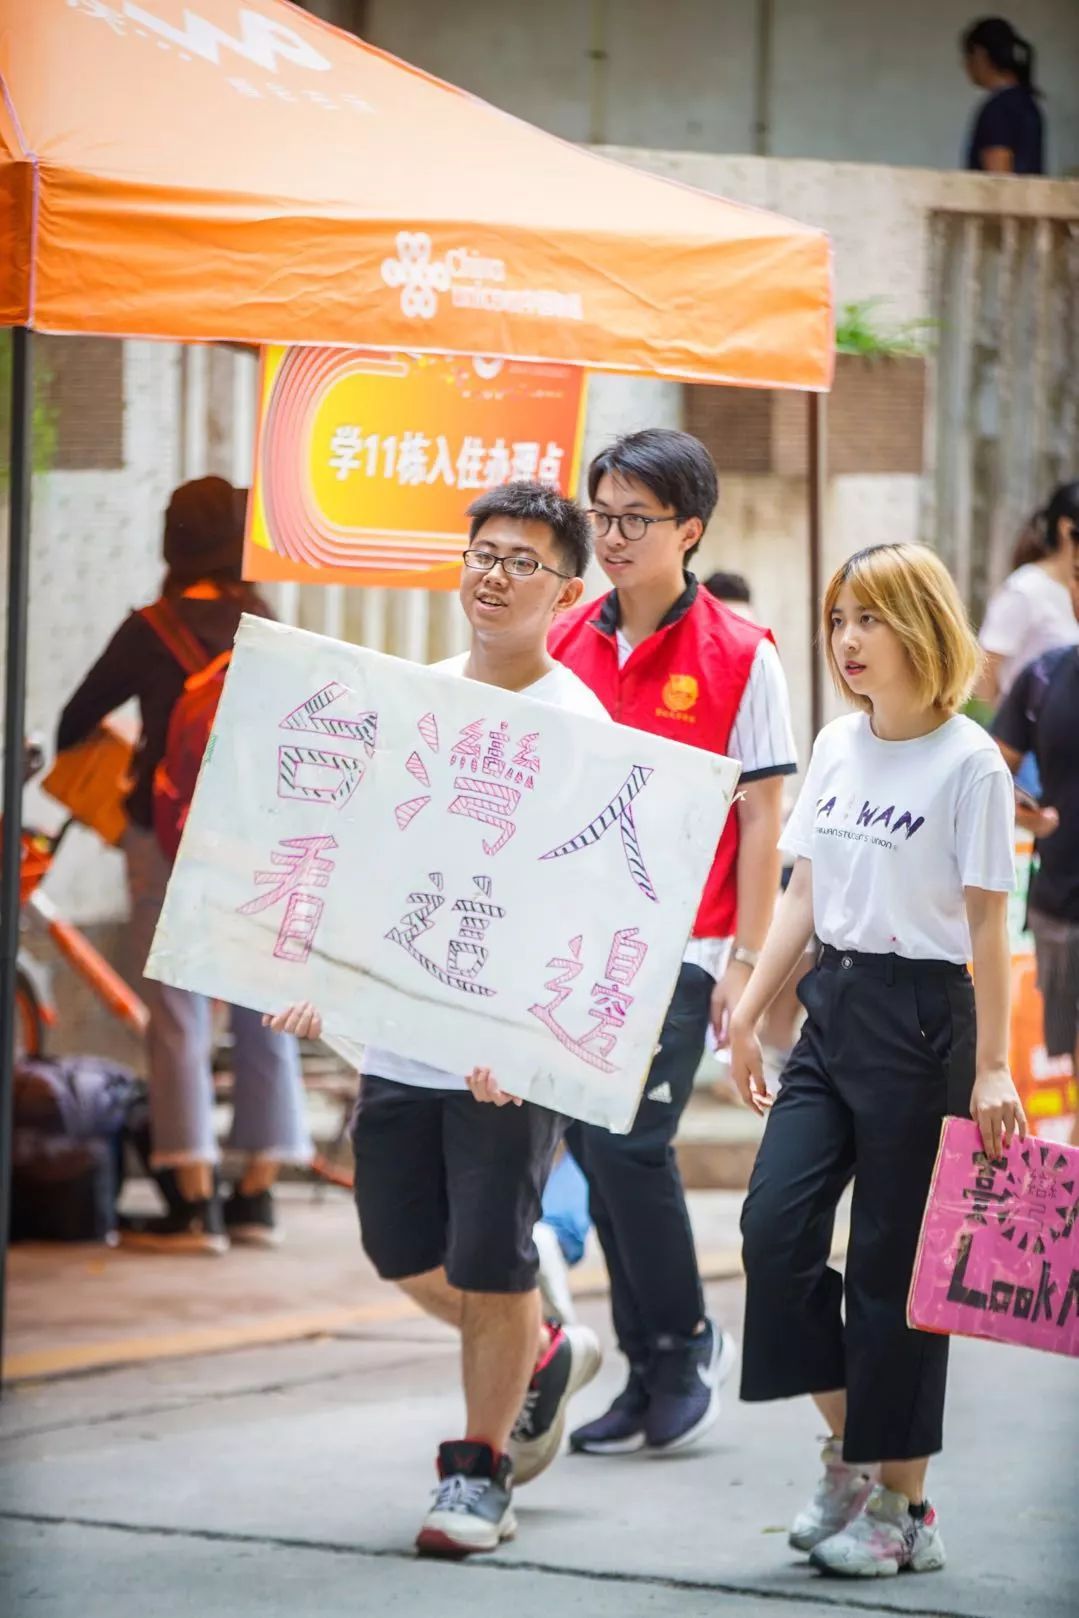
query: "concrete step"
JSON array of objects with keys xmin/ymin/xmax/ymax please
[{"xmin": 676, "ymin": 1088, "xmax": 765, "ymax": 1190}]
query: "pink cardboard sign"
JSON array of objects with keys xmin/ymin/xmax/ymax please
[{"xmin": 908, "ymin": 1117, "xmax": 1079, "ymax": 1358}]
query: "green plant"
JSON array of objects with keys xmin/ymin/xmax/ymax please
[
  {"xmin": 0, "ymin": 331, "xmax": 58, "ymax": 486},
  {"xmin": 835, "ymin": 299, "xmax": 934, "ymax": 360}
]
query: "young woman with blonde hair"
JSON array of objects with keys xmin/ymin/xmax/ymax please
[{"xmin": 730, "ymin": 542, "xmax": 1025, "ymax": 1578}]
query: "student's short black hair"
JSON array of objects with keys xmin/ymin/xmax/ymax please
[
  {"xmin": 587, "ymin": 429, "xmax": 719, "ymax": 562},
  {"xmin": 465, "ymin": 480, "xmax": 592, "ymax": 578},
  {"xmin": 703, "ymin": 570, "xmax": 752, "ymax": 605}
]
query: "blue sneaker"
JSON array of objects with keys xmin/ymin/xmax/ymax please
[
  {"xmin": 569, "ymin": 1363, "xmax": 650, "ymax": 1455},
  {"xmin": 644, "ymin": 1319, "xmax": 739, "ymax": 1452}
]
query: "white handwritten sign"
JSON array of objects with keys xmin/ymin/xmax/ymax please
[{"xmin": 148, "ymin": 617, "xmax": 740, "ymax": 1131}]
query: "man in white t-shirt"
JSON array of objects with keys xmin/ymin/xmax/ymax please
[{"xmin": 270, "ymin": 483, "xmax": 606, "ymax": 1559}]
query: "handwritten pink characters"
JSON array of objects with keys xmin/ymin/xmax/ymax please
[
  {"xmin": 239, "ymin": 833, "xmax": 339, "ymax": 965},
  {"xmin": 529, "ymin": 926, "xmax": 648, "ymax": 1073},
  {"xmin": 385, "ymin": 871, "xmax": 505, "ymax": 996},
  {"xmin": 241, "ymin": 683, "xmax": 377, "ymax": 962},
  {"xmin": 394, "ymin": 712, "xmax": 541, "ymax": 855},
  {"xmin": 541, "ymin": 765, "xmax": 658, "ymax": 901}
]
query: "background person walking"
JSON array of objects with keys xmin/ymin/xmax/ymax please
[
  {"xmin": 57, "ymin": 478, "xmax": 311, "ymax": 1252},
  {"xmin": 993, "ymin": 539, "xmax": 1079, "ymax": 1147},
  {"xmin": 961, "ymin": 16, "xmax": 1045, "ymax": 174},
  {"xmin": 977, "ymin": 480, "xmax": 1079, "ymax": 707}
]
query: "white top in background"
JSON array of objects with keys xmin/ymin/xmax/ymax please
[
  {"xmin": 979, "ymin": 565, "xmax": 1079, "ymax": 696},
  {"xmin": 780, "ymin": 713, "xmax": 1015, "ymax": 963},
  {"xmin": 361, "ymin": 653, "xmax": 610, "ymax": 1091}
]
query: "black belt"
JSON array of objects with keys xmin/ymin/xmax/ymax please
[{"xmin": 817, "ymin": 944, "xmax": 969, "ymax": 984}]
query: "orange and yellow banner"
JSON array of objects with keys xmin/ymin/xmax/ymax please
[{"xmin": 244, "ymin": 346, "xmax": 588, "ymax": 591}]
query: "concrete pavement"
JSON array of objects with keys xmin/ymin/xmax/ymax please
[
  {"xmin": 3, "ymin": 1185, "xmax": 784, "ymax": 1381},
  {"xmin": 2, "ymin": 1269, "xmax": 1076, "ymax": 1618}
]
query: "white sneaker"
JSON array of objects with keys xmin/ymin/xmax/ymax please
[
  {"xmin": 510, "ymin": 1323, "xmax": 602, "ymax": 1485},
  {"xmin": 533, "ymin": 1220, "xmax": 577, "ymax": 1325},
  {"xmin": 810, "ymin": 1483, "xmax": 946, "ymax": 1578},
  {"xmin": 789, "ymin": 1437, "xmax": 876, "ymax": 1552}
]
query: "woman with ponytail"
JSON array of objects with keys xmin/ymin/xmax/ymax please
[
  {"xmin": 977, "ymin": 481, "xmax": 1079, "ymax": 704},
  {"xmin": 961, "ymin": 16, "xmax": 1045, "ymax": 174}
]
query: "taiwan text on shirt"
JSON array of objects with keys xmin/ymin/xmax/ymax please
[{"xmin": 781, "ymin": 714, "xmax": 1015, "ymax": 964}]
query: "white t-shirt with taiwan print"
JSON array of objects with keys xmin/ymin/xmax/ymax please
[
  {"xmin": 780, "ymin": 713, "xmax": 1015, "ymax": 964},
  {"xmin": 352, "ymin": 653, "xmax": 610, "ymax": 1091}
]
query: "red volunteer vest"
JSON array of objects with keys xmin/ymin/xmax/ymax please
[{"xmin": 548, "ymin": 576, "xmax": 769, "ymax": 939}]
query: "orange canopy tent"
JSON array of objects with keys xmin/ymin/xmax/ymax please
[
  {"xmin": 0, "ymin": 0, "xmax": 833, "ymax": 1371},
  {"xmin": 1, "ymin": 0, "xmax": 831, "ymax": 382}
]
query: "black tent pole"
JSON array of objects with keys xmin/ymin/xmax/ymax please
[
  {"xmin": 807, "ymin": 389, "xmax": 826, "ymax": 738},
  {"xmin": 0, "ymin": 326, "xmax": 33, "ymax": 1392}
]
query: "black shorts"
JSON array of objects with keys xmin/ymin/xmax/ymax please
[{"xmin": 350, "ymin": 1075, "xmax": 564, "ymax": 1294}]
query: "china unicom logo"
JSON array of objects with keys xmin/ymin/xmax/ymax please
[
  {"xmin": 380, "ymin": 231, "xmax": 583, "ymax": 324},
  {"xmin": 380, "ymin": 233, "xmax": 449, "ymax": 320}
]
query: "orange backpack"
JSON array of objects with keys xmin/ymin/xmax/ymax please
[{"xmin": 140, "ymin": 599, "xmax": 230, "ymax": 864}]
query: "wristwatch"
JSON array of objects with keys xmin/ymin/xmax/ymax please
[{"xmin": 732, "ymin": 945, "xmax": 761, "ymax": 969}]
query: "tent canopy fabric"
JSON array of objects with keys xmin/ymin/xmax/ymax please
[{"xmin": 1, "ymin": 0, "xmax": 832, "ymax": 390}]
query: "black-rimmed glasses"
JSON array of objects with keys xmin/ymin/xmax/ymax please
[
  {"xmin": 461, "ymin": 549, "xmax": 573, "ymax": 581},
  {"xmin": 586, "ymin": 510, "xmax": 680, "ymax": 542}
]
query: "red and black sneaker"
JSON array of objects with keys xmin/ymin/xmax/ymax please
[
  {"xmin": 415, "ymin": 1441, "xmax": 516, "ymax": 1558},
  {"xmin": 509, "ymin": 1323, "xmax": 602, "ymax": 1485}
]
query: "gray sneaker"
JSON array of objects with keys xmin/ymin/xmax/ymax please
[
  {"xmin": 789, "ymin": 1437, "xmax": 876, "ymax": 1552},
  {"xmin": 416, "ymin": 1442, "xmax": 516, "ymax": 1558}
]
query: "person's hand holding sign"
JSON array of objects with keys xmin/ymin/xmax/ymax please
[
  {"xmin": 970, "ymin": 1063, "xmax": 1027, "ymax": 1159},
  {"xmin": 264, "ymin": 1000, "xmax": 323, "ymax": 1040},
  {"xmin": 466, "ymin": 1068, "xmax": 523, "ymax": 1107}
]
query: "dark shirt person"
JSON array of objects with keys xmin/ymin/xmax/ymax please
[
  {"xmin": 993, "ymin": 541, "xmax": 1079, "ymax": 1145},
  {"xmin": 962, "ymin": 16, "xmax": 1045, "ymax": 175}
]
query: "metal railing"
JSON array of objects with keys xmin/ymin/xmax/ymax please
[{"xmin": 922, "ymin": 212, "xmax": 1079, "ymax": 621}]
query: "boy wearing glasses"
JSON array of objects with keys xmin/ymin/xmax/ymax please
[
  {"xmin": 548, "ymin": 429, "xmax": 797, "ymax": 1456},
  {"xmin": 269, "ymin": 482, "xmax": 605, "ymax": 1559}
]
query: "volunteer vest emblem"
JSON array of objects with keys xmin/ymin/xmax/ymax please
[{"xmin": 662, "ymin": 674, "xmax": 698, "ymax": 713}]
